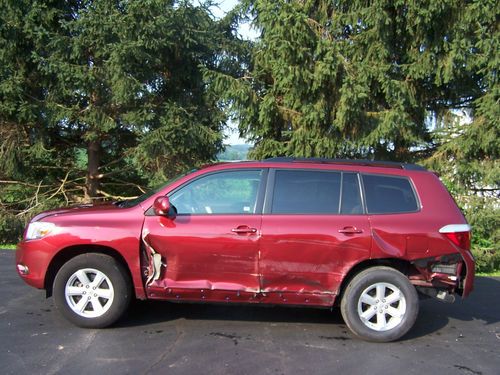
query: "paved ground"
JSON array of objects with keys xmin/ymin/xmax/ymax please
[{"xmin": 1, "ymin": 250, "xmax": 499, "ymax": 375}]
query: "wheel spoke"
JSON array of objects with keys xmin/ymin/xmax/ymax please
[
  {"xmin": 91, "ymin": 273, "xmax": 105, "ymax": 289},
  {"xmin": 376, "ymin": 284, "xmax": 386, "ymax": 301},
  {"xmin": 385, "ymin": 290, "xmax": 401, "ymax": 304},
  {"xmin": 376, "ymin": 311, "xmax": 387, "ymax": 330},
  {"xmin": 67, "ymin": 286, "xmax": 85, "ymax": 296},
  {"xmin": 75, "ymin": 270, "xmax": 91, "ymax": 285},
  {"xmin": 387, "ymin": 306, "xmax": 403, "ymax": 319},
  {"xmin": 360, "ymin": 308, "xmax": 377, "ymax": 321},
  {"xmin": 75, "ymin": 297, "xmax": 89, "ymax": 313},
  {"xmin": 91, "ymin": 299, "xmax": 104, "ymax": 315},
  {"xmin": 95, "ymin": 288, "xmax": 112, "ymax": 299},
  {"xmin": 360, "ymin": 293, "xmax": 377, "ymax": 306}
]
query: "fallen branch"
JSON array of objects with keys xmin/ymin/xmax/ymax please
[
  {"xmin": 96, "ymin": 189, "xmax": 139, "ymax": 201},
  {"xmin": 0, "ymin": 180, "xmax": 50, "ymax": 188}
]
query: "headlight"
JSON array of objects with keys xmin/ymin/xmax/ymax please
[{"xmin": 25, "ymin": 222, "xmax": 56, "ymax": 240}]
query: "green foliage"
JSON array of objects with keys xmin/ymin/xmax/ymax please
[
  {"xmin": 464, "ymin": 198, "xmax": 499, "ymax": 273},
  {"xmin": 0, "ymin": 0, "xmax": 498, "ymax": 277},
  {"xmin": 0, "ymin": 209, "xmax": 24, "ymax": 245},
  {"xmin": 30, "ymin": 0, "xmax": 235, "ymax": 188},
  {"xmin": 1, "ymin": 0, "xmax": 241, "ymax": 185},
  {"xmin": 0, "ymin": 0, "xmax": 244, "ymax": 242},
  {"xmin": 0, "ymin": 180, "xmax": 72, "ymax": 244},
  {"xmin": 472, "ymin": 247, "xmax": 500, "ymax": 275},
  {"xmin": 208, "ymin": 0, "xmax": 499, "ymax": 271},
  {"xmin": 209, "ymin": 1, "xmax": 497, "ymax": 163}
]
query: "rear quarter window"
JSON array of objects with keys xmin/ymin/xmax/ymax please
[{"xmin": 362, "ymin": 174, "xmax": 419, "ymax": 214}]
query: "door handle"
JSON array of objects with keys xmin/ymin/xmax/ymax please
[
  {"xmin": 231, "ymin": 226, "xmax": 258, "ymax": 234},
  {"xmin": 338, "ymin": 226, "xmax": 363, "ymax": 234}
]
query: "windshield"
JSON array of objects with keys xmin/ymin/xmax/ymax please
[{"xmin": 119, "ymin": 169, "xmax": 197, "ymax": 208}]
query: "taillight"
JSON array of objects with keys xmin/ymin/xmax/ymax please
[{"xmin": 439, "ymin": 224, "xmax": 471, "ymax": 250}]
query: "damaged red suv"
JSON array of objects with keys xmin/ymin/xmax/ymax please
[{"xmin": 16, "ymin": 158, "xmax": 474, "ymax": 342}]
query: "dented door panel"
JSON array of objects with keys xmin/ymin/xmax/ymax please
[
  {"xmin": 260, "ymin": 215, "xmax": 371, "ymax": 296},
  {"xmin": 142, "ymin": 215, "xmax": 262, "ymax": 297}
]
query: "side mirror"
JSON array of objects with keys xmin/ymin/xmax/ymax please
[{"xmin": 153, "ymin": 196, "xmax": 172, "ymax": 217}]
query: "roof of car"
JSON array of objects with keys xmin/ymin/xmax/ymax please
[{"xmin": 259, "ymin": 157, "xmax": 427, "ymax": 171}]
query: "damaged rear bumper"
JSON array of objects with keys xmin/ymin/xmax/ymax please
[{"xmin": 410, "ymin": 249, "xmax": 475, "ymax": 300}]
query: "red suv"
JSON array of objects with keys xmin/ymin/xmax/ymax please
[{"xmin": 16, "ymin": 158, "xmax": 474, "ymax": 342}]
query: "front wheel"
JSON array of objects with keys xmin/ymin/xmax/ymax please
[
  {"xmin": 53, "ymin": 253, "xmax": 132, "ymax": 328},
  {"xmin": 340, "ymin": 266, "xmax": 419, "ymax": 342}
]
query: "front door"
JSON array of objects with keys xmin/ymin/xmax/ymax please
[
  {"xmin": 143, "ymin": 169, "xmax": 265, "ymax": 298},
  {"xmin": 259, "ymin": 169, "xmax": 371, "ymax": 306}
]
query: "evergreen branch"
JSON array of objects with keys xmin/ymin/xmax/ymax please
[{"xmin": 276, "ymin": 105, "xmax": 302, "ymax": 119}]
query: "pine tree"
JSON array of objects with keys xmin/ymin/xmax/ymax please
[
  {"xmin": 0, "ymin": 0, "xmax": 57, "ymax": 179},
  {"xmin": 209, "ymin": 0, "xmax": 497, "ymax": 163},
  {"xmin": 1, "ymin": 0, "xmax": 241, "ymax": 203},
  {"xmin": 35, "ymin": 0, "xmax": 232, "ymax": 198},
  {"xmin": 425, "ymin": 0, "xmax": 499, "ymax": 189}
]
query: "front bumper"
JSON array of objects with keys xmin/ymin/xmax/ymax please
[{"xmin": 15, "ymin": 239, "xmax": 56, "ymax": 289}]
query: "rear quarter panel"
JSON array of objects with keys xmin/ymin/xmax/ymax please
[{"xmin": 368, "ymin": 170, "xmax": 468, "ymax": 260}]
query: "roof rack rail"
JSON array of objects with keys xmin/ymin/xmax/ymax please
[{"xmin": 262, "ymin": 157, "xmax": 426, "ymax": 171}]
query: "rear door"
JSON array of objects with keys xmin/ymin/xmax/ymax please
[{"xmin": 259, "ymin": 169, "xmax": 371, "ymax": 304}]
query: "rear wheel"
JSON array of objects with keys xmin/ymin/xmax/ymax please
[
  {"xmin": 340, "ymin": 266, "xmax": 419, "ymax": 342},
  {"xmin": 53, "ymin": 253, "xmax": 132, "ymax": 328}
]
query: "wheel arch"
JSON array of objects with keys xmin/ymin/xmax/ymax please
[
  {"xmin": 335, "ymin": 258, "xmax": 416, "ymax": 306},
  {"xmin": 44, "ymin": 244, "xmax": 133, "ymax": 298}
]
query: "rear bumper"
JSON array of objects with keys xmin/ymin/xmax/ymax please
[
  {"xmin": 459, "ymin": 249, "xmax": 475, "ymax": 297},
  {"xmin": 411, "ymin": 249, "xmax": 475, "ymax": 298}
]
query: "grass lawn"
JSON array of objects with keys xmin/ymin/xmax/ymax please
[
  {"xmin": 1, "ymin": 244, "xmax": 17, "ymax": 250},
  {"xmin": 477, "ymin": 271, "xmax": 500, "ymax": 277}
]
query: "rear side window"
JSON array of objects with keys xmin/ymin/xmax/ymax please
[
  {"xmin": 362, "ymin": 174, "xmax": 418, "ymax": 214},
  {"xmin": 271, "ymin": 170, "xmax": 341, "ymax": 214}
]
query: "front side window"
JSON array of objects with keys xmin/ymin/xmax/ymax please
[
  {"xmin": 271, "ymin": 170, "xmax": 341, "ymax": 214},
  {"xmin": 362, "ymin": 174, "xmax": 419, "ymax": 214},
  {"xmin": 169, "ymin": 170, "xmax": 262, "ymax": 214}
]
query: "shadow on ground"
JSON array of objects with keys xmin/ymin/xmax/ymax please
[{"xmin": 115, "ymin": 277, "xmax": 500, "ymax": 341}]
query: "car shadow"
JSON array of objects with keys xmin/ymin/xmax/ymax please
[
  {"xmin": 114, "ymin": 277, "xmax": 500, "ymax": 341},
  {"xmin": 118, "ymin": 300, "xmax": 345, "ymax": 327},
  {"xmin": 403, "ymin": 276, "xmax": 500, "ymax": 340}
]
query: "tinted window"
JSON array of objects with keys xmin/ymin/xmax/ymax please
[
  {"xmin": 169, "ymin": 170, "xmax": 262, "ymax": 214},
  {"xmin": 362, "ymin": 175, "xmax": 418, "ymax": 214},
  {"xmin": 271, "ymin": 170, "xmax": 341, "ymax": 214},
  {"xmin": 341, "ymin": 173, "xmax": 363, "ymax": 214}
]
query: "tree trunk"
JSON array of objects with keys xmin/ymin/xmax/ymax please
[
  {"xmin": 85, "ymin": 140, "xmax": 101, "ymax": 201},
  {"xmin": 394, "ymin": 142, "xmax": 409, "ymax": 161}
]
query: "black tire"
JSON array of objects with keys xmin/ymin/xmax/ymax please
[
  {"xmin": 340, "ymin": 266, "xmax": 419, "ymax": 342},
  {"xmin": 53, "ymin": 253, "xmax": 132, "ymax": 328}
]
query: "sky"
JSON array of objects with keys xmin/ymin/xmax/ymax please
[
  {"xmin": 209, "ymin": 0, "xmax": 258, "ymax": 40},
  {"xmin": 198, "ymin": 0, "xmax": 258, "ymax": 145}
]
